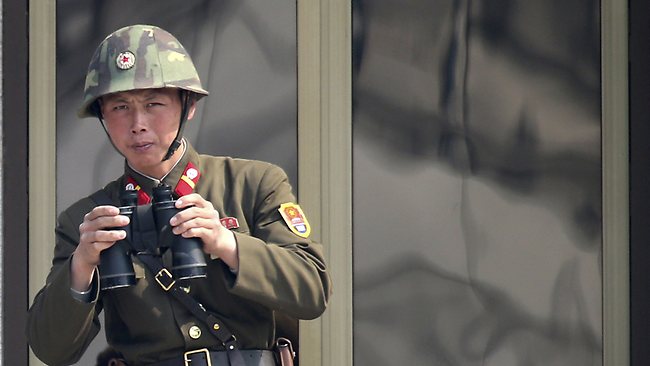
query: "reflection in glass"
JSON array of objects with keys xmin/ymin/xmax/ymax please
[
  {"xmin": 56, "ymin": 1, "xmax": 297, "ymax": 365},
  {"xmin": 353, "ymin": 0, "xmax": 601, "ymax": 364}
]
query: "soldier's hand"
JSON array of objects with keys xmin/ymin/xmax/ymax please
[
  {"xmin": 71, "ymin": 206, "xmax": 130, "ymax": 291},
  {"xmin": 170, "ymin": 193, "xmax": 239, "ymax": 271}
]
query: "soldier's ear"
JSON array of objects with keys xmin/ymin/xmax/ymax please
[{"xmin": 187, "ymin": 100, "xmax": 197, "ymax": 121}]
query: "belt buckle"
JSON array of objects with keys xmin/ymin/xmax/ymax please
[
  {"xmin": 184, "ymin": 348, "xmax": 212, "ymax": 366},
  {"xmin": 155, "ymin": 268, "xmax": 175, "ymax": 291}
]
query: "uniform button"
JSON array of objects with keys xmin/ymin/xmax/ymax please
[{"xmin": 188, "ymin": 325, "xmax": 202, "ymax": 339}]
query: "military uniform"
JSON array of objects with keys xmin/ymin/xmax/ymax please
[{"xmin": 27, "ymin": 142, "xmax": 331, "ymax": 365}]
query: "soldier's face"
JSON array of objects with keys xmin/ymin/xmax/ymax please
[{"xmin": 100, "ymin": 88, "xmax": 195, "ymax": 178}]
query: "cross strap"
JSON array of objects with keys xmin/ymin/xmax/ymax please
[{"xmin": 135, "ymin": 252, "xmax": 239, "ymax": 350}]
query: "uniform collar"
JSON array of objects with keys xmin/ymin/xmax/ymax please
[{"xmin": 123, "ymin": 141, "xmax": 201, "ymax": 198}]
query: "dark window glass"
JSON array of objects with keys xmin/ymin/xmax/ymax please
[{"xmin": 352, "ymin": 1, "xmax": 602, "ymax": 364}]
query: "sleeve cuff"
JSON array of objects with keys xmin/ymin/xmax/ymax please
[
  {"xmin": 69, "ymin": 268, "xmax": 100, "ymax": 303},
  {"xmin": 210, "ymin": 253, "xmax": 239, "ymax": 275}
]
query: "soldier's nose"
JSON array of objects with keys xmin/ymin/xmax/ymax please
[{"xmin": 130, "ymin": 112, "xmax": 149, "ymax": 133}]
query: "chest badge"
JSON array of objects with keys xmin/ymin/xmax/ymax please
[
  {"xmin": 279, "ymin": 203, "xmax": 311, "ymax": 238},
  {"xmin": 220, "ymin": 217, "xmax": 240, "ymax": 230}
]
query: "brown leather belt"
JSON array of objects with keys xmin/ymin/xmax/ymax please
[{"xmin": 147, "ymin": 348, "xmax": 276, "ymax": 366}]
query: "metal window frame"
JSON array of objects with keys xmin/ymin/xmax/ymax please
[{"xmin": 602, "ymin": 0, "xmax": 629, "ymax": 365}]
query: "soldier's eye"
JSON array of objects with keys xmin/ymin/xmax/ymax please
[{"xmin": 113, "ymin": 105, "xmax": 128, "ymax": 111}]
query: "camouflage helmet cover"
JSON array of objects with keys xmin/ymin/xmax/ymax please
[{"xmin": 78, "ymin": 24, "xmax": 208, "ymax": 118}]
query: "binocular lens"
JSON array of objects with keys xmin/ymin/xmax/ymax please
[
  {"xmin": 99, "ymin": 191, "xmax": 138, "ymax": 291},
  {"xmin": 152, "ymin": 184, "xmax": 207, "ymax": 280}
]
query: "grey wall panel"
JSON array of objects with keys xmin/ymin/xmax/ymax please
[{"xmin": 352, "ymin": 0, "xmax": 601, "ymax": 364}]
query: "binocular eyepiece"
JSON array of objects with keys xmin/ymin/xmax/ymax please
[{"xmin": 98, "ymin": 184, "xmax": 207, "ymax": 290}]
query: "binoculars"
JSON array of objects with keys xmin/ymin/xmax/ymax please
[{"xmin": 98, "ymin": 184, "xmax": 207, "ymax": 290}]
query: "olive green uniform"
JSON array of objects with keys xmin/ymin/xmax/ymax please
[{"xmin": 27, "ymin": 143, "xmax": 331, "ymax": 365}]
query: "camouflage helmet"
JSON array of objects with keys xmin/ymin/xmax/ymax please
[{"xmin": 78, "ymin": 24, "xmax": 208, "ymax": 118}]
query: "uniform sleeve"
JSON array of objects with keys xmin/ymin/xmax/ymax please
[
  {"xmin": 224, "ymin": 164, "xmax": 332, "ymax": 319},
  {"xmin": 26, "ymin": 206, "xmax": 103, "ymax": 366}
]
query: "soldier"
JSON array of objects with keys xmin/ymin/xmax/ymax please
[{"xmin": 27, "ymin": 24, "xmax": 331, "ymax": 366}]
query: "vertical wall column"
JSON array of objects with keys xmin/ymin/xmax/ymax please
[
  {"xmin": 2, "ymin": 0, "xmax": 29, "ymax": 364},
  {"xmin": 298, "ymin": 0, "xmax": 352, "ymax": 365},
  {"xmin": 629, "ymin": 0, "xmax": 650, "ymax": 364},
  {"xmin": 602, "ymin": 0, "xmax": 629, "ymax": 365},
  {"xmin": 28, "ymin": 1, "xmax": 57, "ymax": 365}
]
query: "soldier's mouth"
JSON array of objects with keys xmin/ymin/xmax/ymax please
[{"xmin": 132, "ymin": 142, "xmax": 153, "ymax": 152}]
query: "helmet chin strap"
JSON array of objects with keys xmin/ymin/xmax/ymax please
[{"xmin": 162, "ymin": 90, "xmax": 191, "ymax": 161}]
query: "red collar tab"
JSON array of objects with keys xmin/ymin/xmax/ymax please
[
  {"xmin": 125, "ymin": 176, "xmax": 151, "ymax": 205},
  {"xmin": 175, "ymin": 162, "xmax": 201, "ymax": 197}
]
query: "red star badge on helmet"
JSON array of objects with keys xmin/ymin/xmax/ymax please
[{"xmin": 116, "ymin": 51, "xmax": 136, "ymax": 70}]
